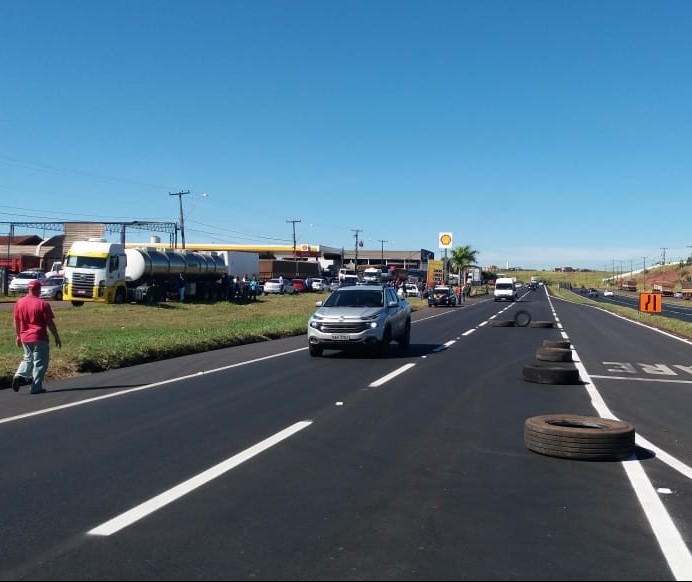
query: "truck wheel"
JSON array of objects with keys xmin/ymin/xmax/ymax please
[
  {"xmin": 522, "ymin": 363, "xmax": 580, "ymax": 385},
  {"xmin": 536, "ymin": 347, "xmax": 573, "ymax": 362},
  {"xmin": 114, "ymin": 288, "xmax": 126, "ymax": 304},
  {"xmin": 524, "ymin": 414, "xmax": 635, "ymax": 461},
  {"xmin": 543, "ymin": 339, "xmax": 571, "ymax": 349},
  {"xmin": 55, "ymin": 291, "xmax": 63, "ymax": 301},
  {"xmin": 309, "ymin": 344, "xmax": 323, "ymax": 357},
  {"xmin": 514, "ymin": 310, "xmax": 531, "ymax": 327}
]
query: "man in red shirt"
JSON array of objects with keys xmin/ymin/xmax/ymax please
[{"xmin": 12, "ymin": 279, "xmax": 62, "ymax": 394}]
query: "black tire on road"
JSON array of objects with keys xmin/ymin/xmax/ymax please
[
  {"xmin": 514, "ymin": 310, "xmax": 532, "ymax": 327},
  {"xmin": 55, "ymin": 291, "xmax": 63, "ymax": 301},
  {"xmin": 522, "ymin": 362, "xmax": 580, "ymax": 385},
  {"xmin": 309, "ymin": 344, "xmax": 323, "ymax": 357},
  {"xmin": 491, "ymin": 320, "xmax": 515, "ymax": 327},
  {"xmin": 524, "ymin": 414, "xmax": 635, "ymax": 461},
  {"xmin": 536, "ymin": 347, "xmax": 573, "ymax": 362},
  {"xmin": 543, "ymin": 339, "xmax": 571, "ymax": 350},
  {"xmin": 529, "ymin": 321, "xmax": 554, "ymax": 328}
]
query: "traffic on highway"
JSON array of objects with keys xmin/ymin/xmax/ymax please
[{"xmin": 1, "ymin": 287, "xmax": 691, "ymax": 580}]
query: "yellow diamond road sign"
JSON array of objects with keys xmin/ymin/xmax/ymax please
[{"xmin": 439, "ymin": 232, "xmax": 453, "ymax": 249}]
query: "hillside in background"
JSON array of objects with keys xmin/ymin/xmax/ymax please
[{"xmin": 507, "ymin": 262, "xmax": 692, "ymax": 292}]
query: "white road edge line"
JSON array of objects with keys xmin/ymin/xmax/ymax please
[{"xmin": 88, "ymin": 420, "xmax": 312, "ymax": 536}]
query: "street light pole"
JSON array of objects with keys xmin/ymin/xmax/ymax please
[
  {"xmin": 169, "ymin": 190, "xmax": 190, "ymax": 249},
  {"xmin": 352, "ymin": 229, "xmax": 362, "ymax": 272}
]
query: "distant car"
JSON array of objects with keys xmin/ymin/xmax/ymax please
[
  {"xmin": 428, "ymin": 285, "xmax": 457, "ymax": 307},
  {"xmin": 292, "ymin": 278, "xmax": 308, "ymax": 293},
  {"xmin": 674, "ymin": 291, "xmax": 683, "ymax": 299},
  {"xmin": 340, "ymin": 274, "xmax": 361, "ymax": 287},
  {"xmin": 587, "ymin": 288, "xmax": 599, "ymax": 298},
  {"xmin": 404, "ymin": 283, "xmax": 421, "ymax": 298},
  {"xmin": 603, "ymin": 289, "xmax": 614, "ymax": 297},
  {"xmin": 39, "ymin": 276, "xmax": 65, "ymax": 301},
  {"xmin": 8, "ymin": 270, "xmax": 47, "ymax": 294},
  {"xmin": 307, "ymin": 284, "xmax": 411, "ymax": 357},
  {"xmin": 262, "ymin": 278, "xmax": 295, "ymax": 295},
  {"xmin": 311, "ymin": 278, "xmax": 328, "ymax": 292}
]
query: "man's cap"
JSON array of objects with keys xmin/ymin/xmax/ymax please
[{"xmin": 28, "ymin": 280, "xmax": 42, "ymax": 290}]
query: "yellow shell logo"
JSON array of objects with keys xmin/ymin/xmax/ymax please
[{"xmin": 440, "ymin": 234, "xmax": 452, "ymax": 246}]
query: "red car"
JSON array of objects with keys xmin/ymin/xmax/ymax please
[{"xmin": 291, "ymin": 278, "xmax": 308, "ymax": 293}]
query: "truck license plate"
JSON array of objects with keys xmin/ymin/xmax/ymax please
[{"xmin": 331, "ymin": 334, "xmax": 351, "ymax": 341}]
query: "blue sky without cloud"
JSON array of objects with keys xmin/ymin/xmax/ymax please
[{"xmin": 1, "ymin": 0, "xmax": 691, "ymax": 271}]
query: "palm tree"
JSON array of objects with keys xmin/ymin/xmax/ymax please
[{"xmin": 450, "ymin": 245, "xmax": 479, "ymax": 286}]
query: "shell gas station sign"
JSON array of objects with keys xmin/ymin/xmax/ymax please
[{"xmin": 438, "ymin": 232, "xmax": 453, "ymax": 249}]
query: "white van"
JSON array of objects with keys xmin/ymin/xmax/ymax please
[{"xmin": 494, "ymin": 277, "xmax": 517, "ymax": 302}]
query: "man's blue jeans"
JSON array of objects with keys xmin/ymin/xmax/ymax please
[{"xmin": 16, "ymin": 341, "xmax": 50, "ymax": 393}]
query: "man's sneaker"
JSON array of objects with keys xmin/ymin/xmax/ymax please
[{"xmin": 12, "ymin": 376, "xmax": 27, "ymax": 392}]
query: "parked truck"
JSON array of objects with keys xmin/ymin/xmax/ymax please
[
  {"xmin": 0, "ymin": 254, "xmax": 42, "ymax": 274},
  {"xmin": 681, "ymin": 280, "xmax": 692, "ymax": 300},
  {"xmin": 215, "ymin": 250, "xmax": 260, "ymax": 279},
  {"xmin": 63, "ymin": 238, "xmax": 227, "ymax": 305},
  {"xmin": 363, "ymin": 267, "xmax": 383, "ymax": 283},
  {"xmin": 652, "ymin": 280, "xmax": 674, "ymax": 297}
]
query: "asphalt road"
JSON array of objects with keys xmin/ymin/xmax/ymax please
[{"xmin": 1, "ymin": 288, "xmax": 691, "ymax": 581}]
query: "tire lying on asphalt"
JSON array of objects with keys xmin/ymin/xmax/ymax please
[
  {"xmin": 528, "ymin": 320, "xmax": 555, "ymax": 328},
  {"xmin": 491, "ymin": 319, "xmax": 515, "ymax": 327},
  {"xmin": 524, "ymin": 414, "xmax": 635, "ymax": 461},
  {"xmin": 522, "ymin": 362, "xmax": 580, "ymax": 385},
  {"xmin": 536, "ymin": 347, "xmax": 573, "ymax": 362},
  {"xmin": 543, "ymin": 339, "xmax": 571, "ymax": 350},
  {"xmin": 514, "ymin": 310, "xmax": 532, "ymax": 327}
]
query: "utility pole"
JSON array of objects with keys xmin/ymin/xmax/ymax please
[
  {"xmin": 378, "ymin": 239, "xmax": 388, "ymax": 265},
  {"xmin": 661, "ymin": 247, "xmax": 668, "ymax": 265},
  {"xmin": 643, "ymin": 257, "xmax": 647, "ymax": 289},
  {"xmin": 352, "ymin": 229, "xmax": 362, "ymax": 272},
  {"xmin": 286, "ymin": 219, "xmax": 302, "ymax": 276},
  {"xmin": 169, "ymin": 190, "xmax": 190, "ymax": 249}
]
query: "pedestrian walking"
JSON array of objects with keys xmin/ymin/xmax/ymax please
[
  {"xmin": 178, "ymin": 273, "xmax": 186, "ymax": 302},
  {"xmin": 12, "ymin": 279, "xmax": 62, "ymax": 394}
]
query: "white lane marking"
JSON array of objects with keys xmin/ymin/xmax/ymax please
[
  {"xmin": 462, "ymin": 329, "xmax": 475, "ymax": 336},
  {"xmin": 369, "ymin": 363, "xmax": 417, "ymax": 388},
  {"xmin": 88, "ymin": 421, "xmax": 312, "ymax": 536},
  {"xmin": 546, "ymin": 295, "xmax": 692, "ymax": 580},
  {"xmin": 589, "ymin": 375, "xmax": 692, "ymax": 385},
  {"xmin": 0, "ymin": 347, "xmax": 308, "ymax": 426}
]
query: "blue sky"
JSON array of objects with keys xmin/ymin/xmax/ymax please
[{"xmin": 2, "ymin": 0, "xmax": 691, "ymax": 271}]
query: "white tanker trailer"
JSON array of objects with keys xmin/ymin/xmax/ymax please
[{"xmin": 63, "ymin": 238, "xmax": 227, "ymax": 305}]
